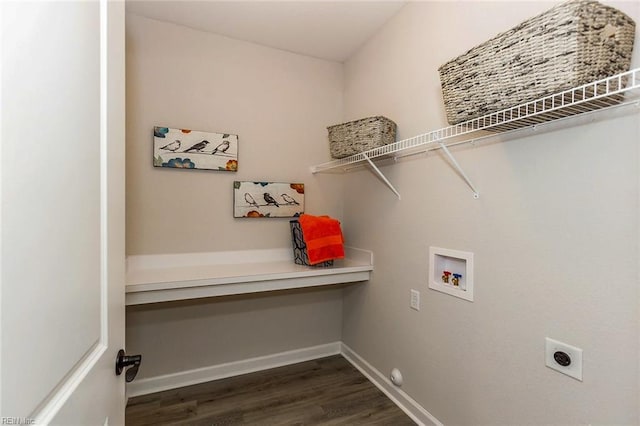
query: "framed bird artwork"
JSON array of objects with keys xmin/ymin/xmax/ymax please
[
  {"xmin": 153, "ymin": 126, "xmax": 238, "ymax": 171},
  {"xmin": 233, "ymin": 181, "xmax": 304, "ymax": 218}
]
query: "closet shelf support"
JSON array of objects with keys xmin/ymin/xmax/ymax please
[
  {"xmin": 363, "ymin": 153, "xmax": 401, "ymax": 199},
  {"xmin": 438, "ymin": 142, "xmax": 480, "ymax": 199}
]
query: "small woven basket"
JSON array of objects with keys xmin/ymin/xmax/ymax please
[
  {"xmin": 438, "ymin": 0, "xmax": 636, "ymax": 125},
  {"xmin": 327, "ymin": 116, "xmax": 397, "ymax": 159},
  {"xmin": 289, "ymin": 220, "xmax": 333, "ymax": 267}
]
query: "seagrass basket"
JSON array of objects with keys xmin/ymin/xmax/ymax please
[
  {"xmin": 327, "ymin": 116, "xmax": 397, "ymax": 159},
  {"xmin": 438, "ymin": 0, "xmax": 636, "ymax": 125}
]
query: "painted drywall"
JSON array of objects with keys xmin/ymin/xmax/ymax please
[
  {"xmin": 341, "ymin": 1, "xmax": 640, "ymax": 425},
  {"xmin": 125, "ymin": 14, "xmax": 345, "ymax": 379},
  {"xmin": 126, "ymin": 13, "xmax": 343, "ymax": 255},
  {"xmin": 126, "ymin": 288, "xmax": 343, "ymax": 378}
]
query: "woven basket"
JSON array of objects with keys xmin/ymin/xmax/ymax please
[
  {"xmin": 289, "ymin": 220, "xmax": 333, "ymax": 267},
  {"xmin": 327, "ymin": 116, "xmax": 396, "ymax": 159},
  {"xmin": 438, "ymin": 0, "xmax": 636, "ymax": 125}
]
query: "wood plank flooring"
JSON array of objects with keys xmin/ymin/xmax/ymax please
[{"xmin": 126, "ymin": 355, "xmax": 415, "ymax": 425}]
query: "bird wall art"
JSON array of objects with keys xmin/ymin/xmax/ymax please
[
  {"xmin": 233, "ymin": 181, "xmax": 304, "ymax": 218},
  {"xmin": 153, "ymin": 126, "xmax": 238, "ymax": 171}
]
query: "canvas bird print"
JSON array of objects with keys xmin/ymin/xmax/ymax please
[
  {"xmin": 153, "ymin": 126, "xmax": 238, "ymax": 171},
  {"xmin": 234, "ymin": 181, "xmax": 304, "ymax": 218}
]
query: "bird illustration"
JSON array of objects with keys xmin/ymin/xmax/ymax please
[
  {"xmin": 211, "ymin": 140, "xmax": 230, "ymax": 155},
  {"xmin": 244, "ymin": 193, "xmax": 259, "ymax": 209},
  {"xmin": 159, "ymin": 140, "xmax": 181, "ymax": 152},
  {"xmin": 281, "ymin": 194, "xmax": 299, "ymax": 205},
  {"xmin": 263, "ymin": 193, "xmax": 279, "ymax": 207},
  {"xmin": 183, "ymin": 140, "xmax": 209, "ymax": 152}
]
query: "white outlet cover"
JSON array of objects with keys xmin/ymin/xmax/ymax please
[
  {"xmin": 545, "ymin": 337, "xmax": 583, "ymax": 381},
  {"xmin": 410, "ymin": 289, "xmax": 420, "ymax": 311}
]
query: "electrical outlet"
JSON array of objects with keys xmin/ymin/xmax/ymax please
[
  {"xmin": 545, "ymin": 337, "xmax": 583, "ymax": 381},
  {"xmin": 410, "ymin": 289, "xmax": 420, "ymax": 311}
]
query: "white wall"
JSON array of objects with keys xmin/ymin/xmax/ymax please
[
  {"xmin": 341, "ymin": 1, "xmax": 640, "ymax": 425},
  {"xmin": 127, "ymin": 288, "xmax": 343, "ymax": 378},
  {"xmin": 125, "ymin": 14, "xmax": 345, "ymax": 379},
  {"xmin": 126, "ymin": 13, "xmax": 343, "ymax": 255}
]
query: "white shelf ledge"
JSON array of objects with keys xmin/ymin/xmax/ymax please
[
  {"xmin": 311, "ymin": 68, "xmax": 640, "ymax": 198},
  {"xmin": 125, "ymin": 247, "xmax": 373, "ymax": 305}
]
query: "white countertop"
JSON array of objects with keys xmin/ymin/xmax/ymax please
[{"xmin": 126, "ymin": 246, "xmax": 373, "ymax": 305}]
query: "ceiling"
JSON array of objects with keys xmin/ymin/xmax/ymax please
[{"xmin": 125, "ymin": 1, "xmax": 406, "ymax": 62}]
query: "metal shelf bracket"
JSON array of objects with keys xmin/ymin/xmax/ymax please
[
  {"xmin": 363, "ymin": 153, "xmax": 401, "ymax": 199},
  {"xmin": 438, "ymin": 142, "xmax": 480, "ymax": 199}
]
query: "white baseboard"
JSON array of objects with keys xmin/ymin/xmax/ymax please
[
  {"xmin": 126, "ymin": 340, "xmax": 441, "ymax": 426},
  {"xmin": 126, "ymin": 341, "xmax": 341, "ymax": 398},
  {"xmin": 340, "ymin": 343, "xmax": 442, "ymax": 426}
]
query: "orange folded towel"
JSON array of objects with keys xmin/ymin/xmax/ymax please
[{"xmin": 298, "ymin": 214, "xmax": 345, "ymax": 265}]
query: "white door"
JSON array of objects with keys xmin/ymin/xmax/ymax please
[{"xmin": 1, "ymin": 0, "xmax": 126, "ymax": 424}]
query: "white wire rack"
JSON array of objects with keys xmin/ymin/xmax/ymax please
[{"xmin": 311, "ymin": 68, "xmax": 640, "ymax": 199}]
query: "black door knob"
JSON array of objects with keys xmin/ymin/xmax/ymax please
[{"xmin": 116, "ymin": 349, "xmax": 142, "ymax": 382}]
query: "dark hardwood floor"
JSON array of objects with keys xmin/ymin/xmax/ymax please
[{"xmin": 126, "ymin": 355, "xmax": 415, "ymax": 425}]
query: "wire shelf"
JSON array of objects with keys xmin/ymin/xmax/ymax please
[{"xmin": 311, "ymin": 68, "xmax": 640, "ymax": 175}]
